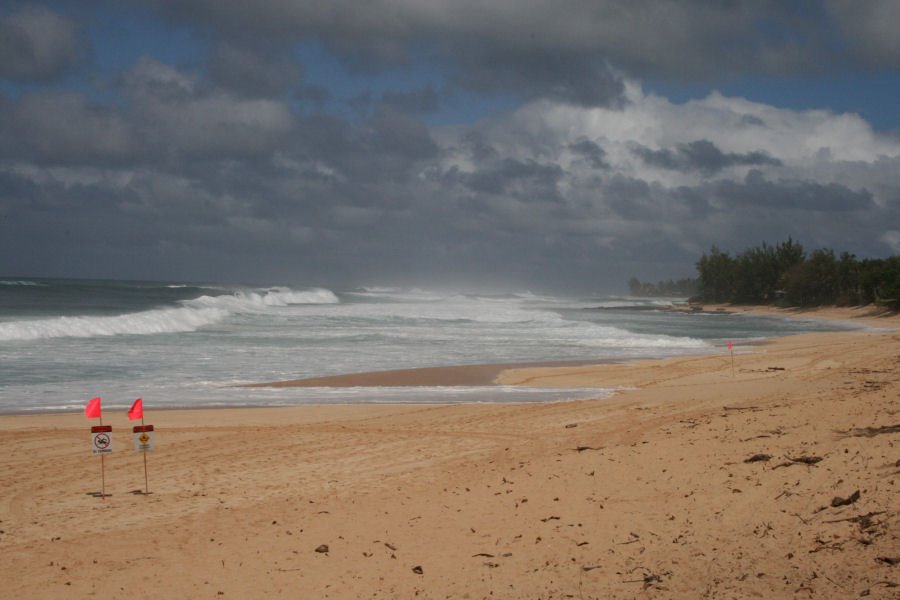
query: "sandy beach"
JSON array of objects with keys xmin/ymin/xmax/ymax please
[{"xmin": 1, "ymin": 306, "xmax": 897, "ymax": 598}]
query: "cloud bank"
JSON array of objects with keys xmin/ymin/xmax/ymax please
[{"xmin": 0, "ymin": 2, "xmax": 898, "ymax": 290}]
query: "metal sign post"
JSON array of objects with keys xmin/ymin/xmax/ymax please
[
  {"xmin": 132, "ymin": 424, "xmax": 154, "ymax": 494},
  {"xmin": 90, "ymin": 424, "xmax": 113, "ymax": 498}
]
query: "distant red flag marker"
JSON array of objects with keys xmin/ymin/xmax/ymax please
[
  {"xmin": 727, "ymin": 341, "xmax": 733, "ymax": 350},
  {"xmin": 128, "ymin": 398, "xmax": 143, "ymax": 421},
  {"xmin": 85, "ymin": 397, "xmax": 102, "ymax": 419}
]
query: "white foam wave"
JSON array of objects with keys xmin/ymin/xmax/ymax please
[
  {"xmin": 266, "ymin": 287, "xmax": 340, "ymax": 305},
  {"xmin": 0, "ymin": 306, "xmax": 230, "ymax": 341},
  {"xmin": 0, "ymin": 280, "xmax": 46, "ymax": 286},
  {"xmin": 330, "ymin": 296, "xmax": 565, "ymax": 324},
  {"xmin": 576, "ymin": 332, "xmax": 708, "ymax": 349},
  {"xmin": 588, "ymin": 298, "xmax": 677, "ymax": 309},
  {"xmin": 348, "ymin": 288, "xmax": 449, "ymax": 303},
  {"xmin": 188, "ymin": 287, "xmax": 339, "ymax": 312},
  {"xmin": 349, "ymin": 286, "xmax": 402, "ymax": 295},
  {"xmin": 0, "ymin": 287, "xmax": 339, "ymax": 341}
]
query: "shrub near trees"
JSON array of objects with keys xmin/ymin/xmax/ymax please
[{"xmin": 692, "ymin": 239, "xmax": 900, "ymax": 309}]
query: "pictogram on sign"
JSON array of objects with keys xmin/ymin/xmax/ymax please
[
  {"xmin": 91, "ymin": 425, "xmax": 113, "ymax": 455},
  {"xmin": 132, "ymin": 424, "xmax": 155, "ymax": 452}
]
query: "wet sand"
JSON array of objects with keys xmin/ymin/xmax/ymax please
[{"xmin": 243, "ymin": 360, "xmax": 613, "ymax": 388}]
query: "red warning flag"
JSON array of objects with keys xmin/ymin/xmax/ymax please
[
  {"xmin": 85, "ymin": 397, "xmax": 102, "ymax": 419},
  {"xmin": 128, "ymin": 398, "xmax": 143, "ymax": 421},
  {"xmin": 727, "ymin": 341, "xmax": 733, "ymax": 350}
]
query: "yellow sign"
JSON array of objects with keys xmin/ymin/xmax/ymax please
[{"xmin": 132, "ymin": 425, "xmax": 155, "ymax": 452}]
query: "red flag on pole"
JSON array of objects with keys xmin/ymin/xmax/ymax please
[
  {"xmin": 727, "ymin": 341, "xmax": 733, "ymax": 350},
  {"xmin": 85, "ymin": 397, "xmax": 102, "ymax": 419},
  {"xmin": 128, "ymin": 398, "xmax": 143, "ymax": 421}
]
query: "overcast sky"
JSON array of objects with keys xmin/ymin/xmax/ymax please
[{"xmin": 1, "ymin": 1, "xmax": 899, "ymax": 292}]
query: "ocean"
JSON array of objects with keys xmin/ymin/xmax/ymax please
[{"xmin": 0, "ymin": 278, "xmax": 862, "ymax": 414}]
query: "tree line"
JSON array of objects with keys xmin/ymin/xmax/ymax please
[
  {"xmin": 631, "ymin": 238, "xmax": 900, "ymax": 309},
  {"xmin": 628, "ymin": 277, "xmax": 697, "ymax": 298}
]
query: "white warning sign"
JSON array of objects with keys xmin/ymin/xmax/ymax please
[
  {"xmin": 91, "ymin": 425, "xmax": 113, "ymax": 455},
  {"xmin": 132, "ymin": 425, "xmax": 155, "ymax": 452}
]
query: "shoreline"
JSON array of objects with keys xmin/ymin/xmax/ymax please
[
  {"xmin": 1, "ymin": 306, "xmax": 898, "ymax": 597},
  {"xmin": 241, "ymin": 302, "xmax": 896, "ymax": 391},
  {"xmin": 3, "ymin": 303, "xmax": 894, "ymax": 418},
  {"xmin": 240, "ymin": 359, "xmax": 619, "ymax": 389},
  {"xmin": 681, "ymin": 302, "xmax": 899, "ymax": 328}
]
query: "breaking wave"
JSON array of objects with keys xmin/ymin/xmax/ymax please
[
  {"xmin": 0, "ymin": 280, "xmax": 47, "ymax": 287},
  {"xmin": 0, "ymin": 287, "xmax": 339, "ymax": 341},
  {"xmin": 0, "ymin": 306, "xmax": 231, "ymax": 341}
]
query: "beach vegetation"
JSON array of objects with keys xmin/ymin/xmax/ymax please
[
  {"xmin": 628, "ymin": 277, "xmax": 697, "ymax": 297},
  {"xmin": 632, "ymin": 239, "xmax": 900, "ymax": 310},
  {"xmin": 691, "ymin": 240, "xmax": 900, "ymax": 309}
]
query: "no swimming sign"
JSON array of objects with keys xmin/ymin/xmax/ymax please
[{"xmin": 91, "ymin": 425, "xmax": 113, "ymax": 455}]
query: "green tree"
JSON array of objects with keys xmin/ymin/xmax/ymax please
[
  {"xmin": 733, "ymin": 243, "xmax": 780, "ymax": 303},
  {"xmin": 696, "ymin": 246, "xmax": 736, "ymax": 303},
  {"xmin": 835, "ymin": 252, "xmax": 861, "ymax": 305},
  {"xmin": 774, "ymin": 238, "xmax": 805, "ymax": 276},
  {"xmin": 783, "ymin": 249, "xmax": 838, "ymax": 306},
  {"xmin": 860, "ymin": 257, "xmax": 900, "ymax": 308},
  {"xmin": 690, "ymin": 239, "xmax": 897, "ymax": 309}
]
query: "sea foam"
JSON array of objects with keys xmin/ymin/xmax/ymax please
[
  {"xmin": 0, "ymin": 280, "xmax": 47, "ymax": 286},
  {"xmin": 0, "ymin": 306, "xmax": 231, "ymax": 341},
  {"xmin": 0, "ymin": 287, "xmax": 339, "ymax": 341}
]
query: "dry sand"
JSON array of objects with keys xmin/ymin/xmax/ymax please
[{"xmin": 1, "ymin": 306, "xmax": 898, "ymax": 598}]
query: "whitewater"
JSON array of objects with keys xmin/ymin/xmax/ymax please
[{"xmin": 0, "ymin": 278, "xmax": 859, "ymax": 413}]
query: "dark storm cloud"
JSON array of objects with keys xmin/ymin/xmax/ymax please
[
  {"xmin": 2, "ymin": 1, "xmax": 899, "ymax": 289},
  {"xmin": 368, "ymin": 107, "xmax": 439, "ymax": 160},
  {"xmin": 451, "ymin": 46, "xmax": 626, "ymax": 108},
  {"xmin": 0, "ymin": 6, "xmax": 81, "ymax": 82},
  {"xmin": 594, "ymin": 176, "xmax": 715, "ymax": 224},
  {"xmin": 633, "ymin": 140, "xmax": 782, "ymax": 175},
  {"xmin": 188, "ymin": 1, "xmax": 628, "ymax": 106},
  {"xmin": 380, "ymin": 88, "xmax": 440, "ymax": 115},
  {"xmin": 446, "ymin": 158, "xmax": 564, "ymax": 202},
  {"xmin": 603, "ymin": 175, "xmax": 655, "ymax": 220},
  {"xmin": 0, "ymin": 58, "xmax": 297, "ymax": 167},
  {"xmin": 671, "ymin": 185, "xmax": 715, "ymax": 219},
  {"xmin": 0, "ymin": 168, "xmax": 141, "ymax": 220},
  {"xmin": 141, "ymin": 1, "xmax": 835, "ymax": 106},
  {"xmin": 568, "ymin": 139, "xmax": 609, "ymax": 170},
  {"xmin": 0, "ymin": 169, "xmax": 39, "ymax": 213},
  {"xmin": 278, "ymin": 108, "xmax": 438, "ymax": 186},
  {"xmin": 207, "ymin": 41, "xmax": 303, "ymax": 98},
  {"xmin": 460, "ymin": 132, "xmax": 499, "ymax": 163},
  {"xmin": 715, "ymin": 170, "xmax": 875, "ymax": 212},
  {"xmin": 0, "ymin": 73, "xmax": 297, "ymax": 170},
  {"xmin": 826, "ymin": 0, "xmax": 900, "ymax": 68},
  {"xmin": 0, "ymin": 92, "xmax": 137, "ymax": 165}
]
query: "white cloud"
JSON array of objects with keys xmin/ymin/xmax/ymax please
[
  {"xmin": 881, "ymin": 231, "xmax": 900, "ymax": 252},
  {"xmin": 446, "ymin": 80, "xmax": 900, "ymax": 200},
  {"xmin": 427, "ymin": 78, "xmax": 900, "ymax": 266}
]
